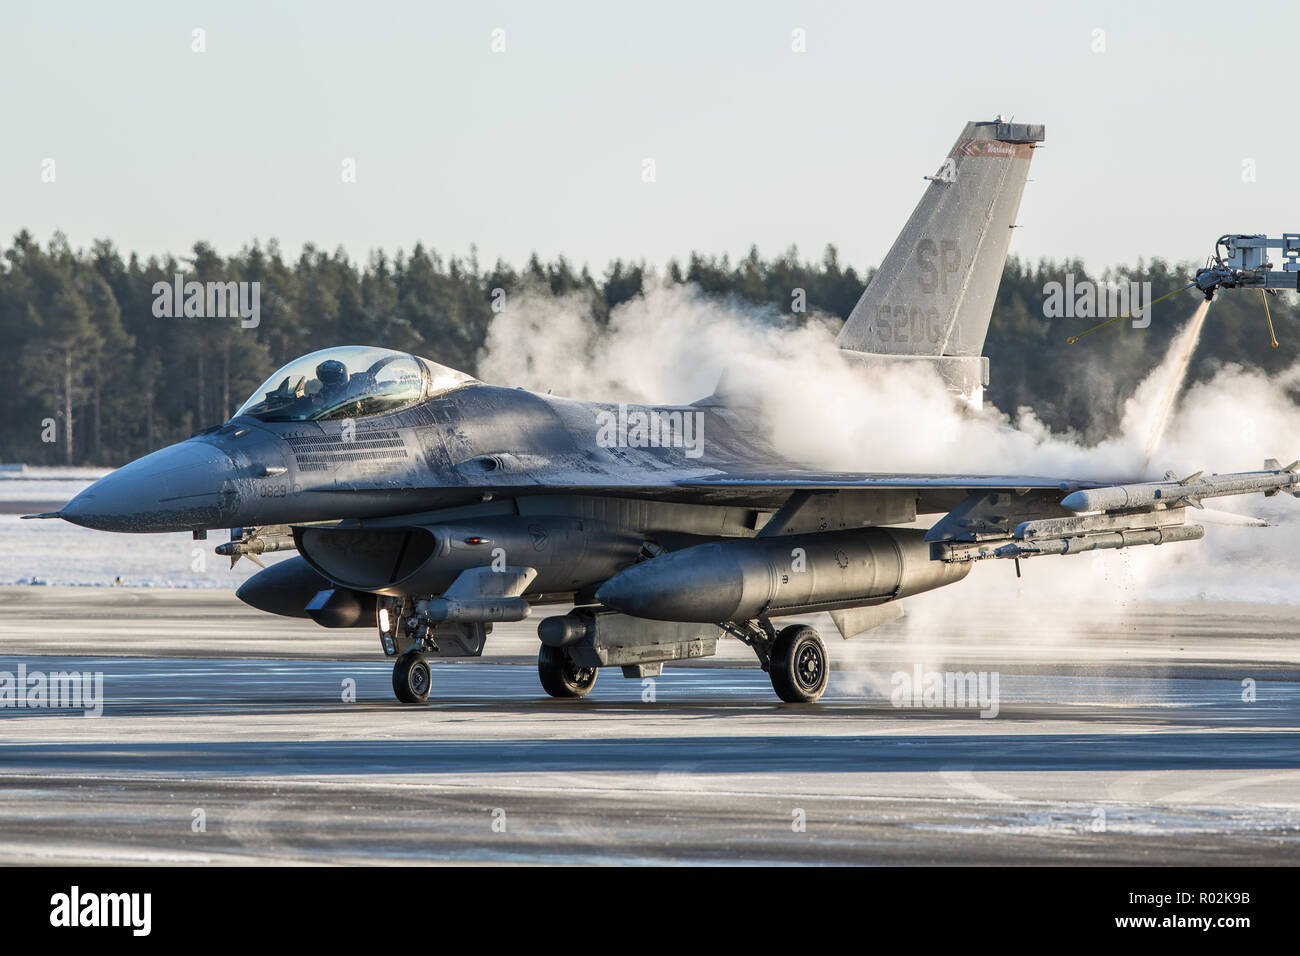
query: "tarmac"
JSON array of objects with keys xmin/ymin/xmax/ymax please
[{"xmin": 0, "ymin": 586, "xmax": 1297, "ymax": 864}]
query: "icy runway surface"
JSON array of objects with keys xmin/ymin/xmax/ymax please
[{"xmin": 0, "ymin": 589, "xmax": 1298, "ymax": 864}]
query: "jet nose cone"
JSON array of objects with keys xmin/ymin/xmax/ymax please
[{"xmin": 62, "ymin": 440, "xmax": 239, "ymax": 532}]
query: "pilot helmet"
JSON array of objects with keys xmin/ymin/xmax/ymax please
[{"xmin": 316, "ymin": 359, "xmax": 348, "ymax": 388}]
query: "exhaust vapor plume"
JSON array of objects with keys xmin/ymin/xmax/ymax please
[{"xmin": 479, "ymin": 280, "xmax": 1300, "ymax": 614}]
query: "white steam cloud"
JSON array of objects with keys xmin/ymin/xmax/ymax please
[{"xmin": 479, "ymin": 280, "xmax": 1300, "ymax": 616}]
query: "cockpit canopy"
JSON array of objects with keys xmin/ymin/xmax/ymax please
[{"xmin": 234, "ymin": 346, "xmax": 474, "ymax": 423}]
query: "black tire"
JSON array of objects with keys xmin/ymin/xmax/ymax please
[
  {"xmin": 537, "ymin": 644, "xmax": 597, "ymax": 699},
  {"xmin": 392, "ymin": 652, "xmax": 432, "ymax": 703},
  {"xmin": 768, "ymin": 625, "xmax": 829, "ymax": 703}
]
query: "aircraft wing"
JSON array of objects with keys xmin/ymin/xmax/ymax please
[
  {"xmin": 676, "ymin": 472, "xmax": 1110, "ymax": 492},
  {"xmin": 675, "ymin": 461, "xmax": 1300, "ymax": 563}
]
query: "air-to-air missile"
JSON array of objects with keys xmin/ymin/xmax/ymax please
[
  {"xmin": 1059, "ymin": 461, "xmax": 1300, "ymax": 513},
  {"xmin": 931, "ymin": 461, "xmax": 1299, "ymax": 563}
]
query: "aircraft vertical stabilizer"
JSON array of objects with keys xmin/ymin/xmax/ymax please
[{"xmin": 837, "ymin": 119, "xmax": 1044, "ymax": 400}]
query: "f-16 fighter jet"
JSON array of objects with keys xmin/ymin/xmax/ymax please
[{"xmin": 30, "ymin": 120, "xmax": 1299, "ymax": 704}]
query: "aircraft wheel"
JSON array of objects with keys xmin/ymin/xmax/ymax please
[
  {"xmin": 537, "ymin": 644, "xmax": 597, "ymax": 699},
  {"xmin": 769, "ymin": 625, "xmax": 828, "ymax": 703},
  {"xmin": 392, "ymin": 652, "xmax": 432, "ymax": 703}
]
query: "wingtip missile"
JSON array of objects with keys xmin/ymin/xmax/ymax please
[{"xmin": 1061, "ymin": 463, "xmax": 1300, "ymax": 514}]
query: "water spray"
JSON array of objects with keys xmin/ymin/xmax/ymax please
[{"xmin": 1139, "ymin": 298, "xmax": 1213, "ymax": 471}]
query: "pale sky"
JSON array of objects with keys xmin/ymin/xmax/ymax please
[{"xmin": 4, "ymin": 0, "xmax": 1296, "ymax": 274}]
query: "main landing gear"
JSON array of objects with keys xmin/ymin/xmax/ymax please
[
  {"xmin": 537, "ymin": 644, "xmax": 598, "ymax": 699},
  {"xmin": 768, "ymin": 624, "xmax": 829, "ymax": 703},
  {"xmin": 722, "ymin": 619, "xmax": 830, "ymax": 703}
]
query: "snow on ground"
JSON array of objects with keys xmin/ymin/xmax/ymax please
[
  {"xmin": 0, "ymin": 465, "xmax": 111, "ymax": 479},
  {"xmin": 0, "ymin": 471, "xmax": 111, "ymax": 502},
  {"xmin": 0, "ymin": 474, "xmax": 283, "ymax": 587}
]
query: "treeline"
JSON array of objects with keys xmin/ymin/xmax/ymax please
[{"xmin": 1, "ymin": 230, "xmax": 1295, "ymax": 465}]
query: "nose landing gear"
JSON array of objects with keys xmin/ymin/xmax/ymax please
[
  {"xmin": 392, "ymin": 652, "xmax": 432, "ymax": 704},
  {"xmin": 377, "ymin": 595, "xmax": 492, "ymax": 703}
]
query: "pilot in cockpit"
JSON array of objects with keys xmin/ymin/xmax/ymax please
[{"xmin": 314, "ymin": 359, "xmax": 351, "ymax": 409}]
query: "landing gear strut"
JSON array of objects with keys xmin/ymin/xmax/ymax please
[
  {"xmin": 537, "ymin": 644, "xmax": 598, "ymax": 699},
  {"xmin": 392, "ymin": 651, "xmax": 432, "ymax": 704},
  {"xmin": 722, "ymin": 619, "xmax": 829, "ymax": 703}
]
